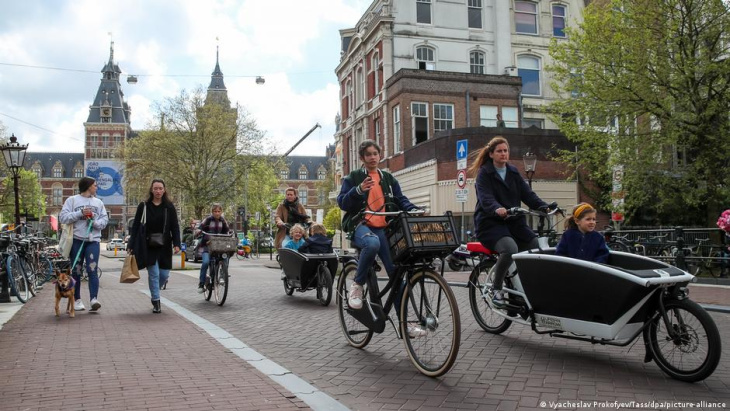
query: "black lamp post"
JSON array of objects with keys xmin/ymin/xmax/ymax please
[
  {"xmin": 0, "ymin": 134, "xmax": 28, "ymax": 303},
  {"xmin": 523, "ymin": 150, "xmax": 537, "ymax": 188}
]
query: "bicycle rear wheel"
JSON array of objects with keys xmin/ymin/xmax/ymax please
[
  {"xmin": 204, "ymin": 259, "xmax": 214, "ymax": 301},
  {"xmin": 316, "ymin": 265, "xmax": 332, "ymax": 306},
  {"xmin": 6, "ymin": 254, "xmax": 30, "ymax": 303},
  {"xmin": 37, "ymin": 256, "xmax": 54, "ymax": 287},
  {"xmin": 336, "ymin": 263, "xmax": 373, "ymax": 348},
  {"xmin": 400, "ymin": 269, "xmax": 461, "ymax": 377},
  {"xmin": 468, "ymin": 261, "xmax": 511, "ymax": 334},
  {"xmin": 19, "ymin": 256, "xmax": 37, "ymax": 297},
  {"xmin": 213, "ymin": 259, "xmax": 228, "ymax": 306}
]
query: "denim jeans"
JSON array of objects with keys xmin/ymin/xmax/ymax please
[
  {"xmin": 199, "ymin": 251, "xmax": 211, "ymax": 285},
  {"xmin": 147, "ymin": 261, "xmax": 170, "ymax": 301},
  {"xmin": 70, "ymin": 239, "xmax": 100, "ymax": 300},
  {"xmin": 352, "ymin": 224, "xmax": 395, "ymax": 285}
]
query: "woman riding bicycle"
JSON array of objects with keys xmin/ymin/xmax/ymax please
[
  {"xmin": 195, "ymin": 203, "xmax": 232, "ymax": 293},
  {"xmin": 275, "ymin": 188, "xmax": 311, "ymax": 249},
  {"xmin": 469, "ymin": 136, "xmax": 551, "ymax": 308},
  {"xmin": 337, "ymin": 140, "xmax": 419, "ymax": 311}
]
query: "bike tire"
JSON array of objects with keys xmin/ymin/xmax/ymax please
[
  {"xmin": 336, "ymin": 263, "xmax": 373, "ymax": 348},
  {"xmin": 236, "ymin": 251, "xmax": 245, "ymax": 261},
  {"xmin": 607, "ymin": 241, "xmax": 630, "ymax": 252},
  {"xmin": 447, "ymin": 258, "xmax": 463, "ymax": 272},
  {"xmin": 214, "ymin": 259, "xmax": 228, "ymax": 306},
  {"xmin": 6, "ymin": 254, "xmax": 30, "ymax": 303},
  {"xmin": 705, "ymin": 251, "xmax": 722, "ymax": 278},
  {"xmin": 19, "ymin": 256, "xmax": 37, "ymax": 297},
  {"xmin": 468, "ymin": 262, "xmax": 511, "ymax": 334},
  {"xmin": 283, "ymin": 276, "xmax": 295, "ymax": 295},
  {"xmin": 644, "ymin": 298, "xmax": 721, "ymax": 382},
  {"xmin": 204, "ymin": 261, "xmax": 214, "ymax": 301},
  {"xmin": 316, "ymin": 265, "xmax": 333, "ymax": 306},
  {"xmin": 38, "ymin": 256, "xmax": 54, "ymax": 287},
  {"xmin": 400, "ymin": 269, "xmax": 460, "ymax": 377}
]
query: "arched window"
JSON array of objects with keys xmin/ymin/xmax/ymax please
[
  {"xmin": 52, "ymin": 161, "xmax": 63, "ymax": 178},
  {"xmin": 470, "ymin": 50, "xmax": 485, "ymax": 74},
  {"xmin": 372, "ymin": 53, "xmax": 380, "ymax": 95},
  {"xmin": 356, "ymin": 66, "xmax": 364, "ymax": 106},
  {"xmin": 89, "ymin": 134, "xmax": 98, "ymax": 147},
  {"xmin": 317, "ymin": 166, "xmax": 327, "ymax": 180},
  {"xmin": 101, "ymin": 134, "xmax": 110, "ymax": 148},
  {"xmin": 73, "ymin": 165, "xmax": 83, "ymax": 178},
  {"xmin": 52, "ymin": 183, "xmax": 63, "ymax": 206},
  {"xmin": 517, "ymin": 55, "xmax": 541, "ymax": 96},
  {"xmin": 416, "ymin": 46, "xmax": 435, "ymax": 70}
]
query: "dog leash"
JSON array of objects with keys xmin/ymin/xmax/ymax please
[{"xmin": 70, "ymin": 219, "xmax": 94, "ymax": 270}]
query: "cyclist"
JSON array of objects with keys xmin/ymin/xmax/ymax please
[
  {"xmin": 468, "ymin": 136, "xmax": 551, "ymax": 308},
  {"xmin": 275, "ymin": 188, "xmax": 311, "ymax": 249},
  {"xmin": 195, "ymin": 203, "xmax": 232, "ymax": 293},
  {"xmin": 337, "ymin": 140, "xmax": 419, "ymax": 313}
]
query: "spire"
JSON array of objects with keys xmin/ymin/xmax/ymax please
[
  {"xmin": 206, "ymin": 40, "xmax": 231, "ymax": 107},
  {"xmin": 86, "ymin": 40, "xmax": 130, "ymax": 125}
]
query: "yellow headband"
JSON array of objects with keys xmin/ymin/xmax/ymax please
[{"xmin": 573, "ymin": 203, "xmax": 594, "ymax": 219}]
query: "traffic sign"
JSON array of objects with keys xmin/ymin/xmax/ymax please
[
  {"xmin": 456, "ymin": 188, "xmax": 469, "ymax": 203},
  {"xmin": 456, "ymin": 170, "xmax": 467, "ymax": 189},
  {"xmin": 456, "ymin": 139, "xmax": 468, "ymax": 170}
]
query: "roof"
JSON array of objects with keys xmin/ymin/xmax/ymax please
[
  {"xmin": 24, "ymin": 152, "xmax": 85, "ymax": 179},
  {"xmin": 281, "ymin": 156, "xmax": 329, "ymax": 180},
  {"xmin": 86, "ymin": 41, "xmax": 131, "ymax": 125}
]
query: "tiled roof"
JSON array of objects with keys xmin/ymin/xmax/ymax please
[{"xmin": 24, "ymin": 152, "xmax": 84, "ymax": 178}]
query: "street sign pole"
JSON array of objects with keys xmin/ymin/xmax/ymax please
[{"xmin": 456, "ymin": 139, "xmax": 468, "ymax": 243}]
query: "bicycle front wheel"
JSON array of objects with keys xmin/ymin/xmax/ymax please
[
  {"xmin": 6, "ymin": 254, "xmax": 30, "ymax": 303},
  {"xmin": 19, "ymin": 256, "xmax": 37, "ymax": 297},
  {"xmin": 37, "ymin": 256, "xmax": 54, "ymax": 287},
  {"xmin": 400, "ymin": 269, "xmax": 460, "ymax": 377},
  {"xmin": 336, "ymin": 263, "xmax": 373, "ymax": 348},
  {"xmin": 213, "ymin": 259, "xmax": 228, "ymax": 306}
]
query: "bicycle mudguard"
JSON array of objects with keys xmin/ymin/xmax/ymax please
[{"xmin": 348, "ymin": 301, "xmax": 387, "ymax": 333}]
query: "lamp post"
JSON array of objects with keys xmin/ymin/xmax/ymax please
[
  {"xmin": 1, "ymin": 134, "xmax": 28, "ymax": 303},
  {"xmin": 523, "ymin": 150, "xmax": 537, "ymax": 189}
]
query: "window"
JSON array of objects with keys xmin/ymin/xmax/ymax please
[
  {"xmin": 416, "ymin": 0, "xmax": 431, "ymax": 24},
  {"xmin": 52, "ymin": 164, "xmax": 63, "ymax": 178},
  {"xmin": 433, "ymin": 104, "xmax": 454, "ymax": 132},
  {"xmin": 346, "ymin": 79, "xmax": 353, "ymax": 116},
  {"xmin": 299, "ymin": 167, "xmax": 308, "ymax": 180},
  {"xmin": 416, "ymin": 46, "xmax": 435, "ymax": 70},
  {"xmin": 90, "ymin": 134, "xmax": 98, "ymax": 147},
  {"xmin": 356, "ymin": 67, "xmax": 364, "ymax": 106},
  {"xmin": 73, "ymin": 167, "xmax": 83, "ymax": 178},
  {"xmin": 52, "ymin": 184, "xmax": 63, "ymax": 206},
  {"xmin": 523, "ymin": 118, "xmax": 544, "ymax": 129},
  {"xmin": 412, "ymin": 102, "xmax": 429, "ymax": 144},
  {"xmin": 280, "ymin": 169, "xmax": 288, "ymax": 180},
  {"xmin": 515, "ymin": 1, "xmax": 538, "ymax": 34},
  {"xmin": 32, "ymin": 164, "xmax": 42, "ymax": 180},
  {"xmin": 298, "ymin": 186, "xmax": 308, "ymax": 205},
  {"xmin": 372, "ymin": 54, "xmax": 380, "ymax": 95},
  {"xmin": 479, "ymin": 105, "xmax": 498, "ymax": 127},
  {"xmin": 318, "ymin": 168, "xmax": 327, "ymax": 180},
  {"xmin": 468, "ymin": 0, "xmax": 483, "ymax": 29},
  {"xmin": 318, "ymin": 189, "xmax": 326, "ymax": 205},
  {"xmin": 102, "ymin": 134, "xmax": 109, "ymax": 148},
  {"xmin": 114, "ymin": 134, "xmax": 123, "ymax": 146},
  {"xmin": 502, "ymin": 107, "xmax": 519, "ymax": 128},
  {"xmin": 517, "ymin": 55, "xmax": 541, "ymax": 96},
  {"xmin": 393, "ymin": 106, "xmax": 402, "ymax": 153},
  {"xmin": 552, "ymin": 4, "xmax": 567, "ymax": 37},
  {"xmin": 470, "ymin": 50, "xmax": 485, "ymax": 74},
  {"xmin": 374, "ymin": 117, "xmax": 381, "ymax": 141}
]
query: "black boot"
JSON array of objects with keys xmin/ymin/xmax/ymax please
[{"xmin": 152, "ymin": 300, "xmax": 161, "ymax": 314}]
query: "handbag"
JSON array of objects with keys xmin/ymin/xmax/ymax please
[
  {"xmin": 120, "ymin": 254, "xmax": 140, "ymax": 283},
  {"xmin": 58, "ymin": 196, "xmax": 75, "ymax": 258},
  {"xmin": 147, "ymin": 207, "xmax": 167, "ymax": 248}
]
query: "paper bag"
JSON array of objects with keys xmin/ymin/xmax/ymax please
[{"xmin": 120, "ymin": 255, "xmax": 140, "ymax": 283}]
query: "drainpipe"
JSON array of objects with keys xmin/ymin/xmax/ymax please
[{"xmin": 465, "ymin": 90, "xmax": 471, "ymax": 127}]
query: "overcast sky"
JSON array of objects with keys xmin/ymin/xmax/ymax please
[{"xmin": 0, "ymin": 0, "xmax": 372, "ymax": 156}]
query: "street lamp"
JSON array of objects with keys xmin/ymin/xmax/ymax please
[
  {"xmin": 523, "ymin": 150, "xmax": 537, "ymax": 188},
  {"xmin": 0, "ymin": 133, "xmax": 28, "ymax": 303}
]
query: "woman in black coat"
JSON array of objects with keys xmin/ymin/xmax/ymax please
[
  {"xmin": 127, "ymin": 179, "xmax": 181, "ymax": 313},
  {"xmin": 469, "ymin": 136, "xmax": 549, "ymax": 308}
]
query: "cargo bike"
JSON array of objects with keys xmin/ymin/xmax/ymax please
[
  {"xmin": 278, "ymin": 248, "xmax": 337, "ymax": 306},
  {"xmin": 337, "ymin": 210, "xmax": 461, "ymax": 377}
]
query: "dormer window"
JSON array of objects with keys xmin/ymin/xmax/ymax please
[
  {"xmin": 317, "ymin": 167, "xmax": 327, "ymax": 180},
  {"xmin": 280, "ymin": 169, "xmax": 288, "ymax": 180},
  {"xmin": 74, "ymin": 166, "xmax": 83, "ymax": 178},
  {"xmin": 31, "ymin": 163, "xmax": 42, "ymax": 180},
  {"xmin": 299, "ymin": 166, "xmax": 308, "ymax": 180},
  {"xmin": 52, "ymin": 161, "xmax": 64, "ymax": 178}
]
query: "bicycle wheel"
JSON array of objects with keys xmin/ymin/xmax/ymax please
[
  {"xmin": 97, "ymin": 266, "xmax": 103, "ymax": 279},
  {"xmin": 37, "ymin": 256, "xmax": 54, "ymax": 287},
  {"xmin": 19, "ymin": 256, "xmax": 37, "ymax": 297},
  {"xmin": 6, "ymin": 254, "xmax": 30, "ymax": 303},
  {"xmin": 607, "ymin": 241, "xmax": 630, "ymax": 252},
  {"xmin": 213, "ymin": 259, "xmax": 228, "ymax": 306},
  {"xmin": 336, "ymin": 263, "xmax": 373, "ymax": 348},
  {"xmin": 204, "ymin": 260, "xmax": 214, "ymax": 301},
  {"xmin": 468, "ymin": 261, "xmax": 511, "ymax": 334},
  {"xmin": 316, "ymin": 265, "xmax": 333, "ymax": 306},
  {"xmin": 644, "ymin": 299, "xmax": 721, "ymax": 382},
  {"xmin": 705, "ymin": 250, "xmax": 723, "ymax": 278},
  {"xmin": 400, "ymin": 269, "xmax": 461, "ymax": 377},
  {"xmin": 236, "ymin": 250, "xmax": 245, "ymax": 260}
]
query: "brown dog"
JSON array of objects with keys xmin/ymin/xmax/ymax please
[{"xmin": 55, "ymin": 270, "xmax": 76, "ymax": 318}]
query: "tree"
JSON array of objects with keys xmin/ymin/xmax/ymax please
[
  {"xmin": 323, "ymin": 207, "xmax": 341, "ymax": 232},
  {"xmin": 548, "ymin": 0, "xmax": 730, "ymax": 226},
  {"xmin": 0, "ymin": 168, "xmax": 45, "ymax": 222},
  {"xmin": 121, "ymin": 87, "xmax": 280, "ymax": 220}
]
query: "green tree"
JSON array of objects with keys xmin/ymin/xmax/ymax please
[
  {"xmin": 0, "ymin": 168, "xmax": 45, "ymax": 223},
  {"xmin": 121, "ymin": 87, "xmax": 278, "ymax": 220},
  {"xmin": 323, "ymin": 207, "xmax": 341, "ymax": 231},
  {"xmin": 548, "ymin": 0, "xmax": 730, "ymax": 226}
]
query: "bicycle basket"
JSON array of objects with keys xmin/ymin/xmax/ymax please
[
  {"xmin": 207, "ymin": 236, "xmax": 238, "ymax": 254},
  {"xmin": 386, "ymin": 211, "xmax": 459, "ymax": 264}
]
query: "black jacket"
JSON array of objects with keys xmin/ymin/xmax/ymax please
[
  {"xmin": 299, "ymin": 234, "xmax": 333, "ymax": 254},
  {"xmin": 128, "ymin": 201, "xmax": 181, "ymax": 270}
]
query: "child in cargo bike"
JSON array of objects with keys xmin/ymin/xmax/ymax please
[
  {"xmin": 337, "ymin": 141, "xmax": 421, "ymax": 318},
  {"xmin": 298, "ymin": 223, "xmax": 333, "ymax": 254}
]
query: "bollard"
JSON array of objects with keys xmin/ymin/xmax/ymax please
[
  {"xmin": 114, "ymin": 246, "xmax": 118, "ymax": 257},
  {"xmin": 181, "ymin": 252, "xmax": 186, "ymax": 269},
  {"xmin": 675, "ymin": 226, "xmax": 686, "ymax": 270}
]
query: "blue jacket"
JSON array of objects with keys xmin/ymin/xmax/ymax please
[
  {"xmin": 474, "ymin": 161, "xmax": 547, "ymax": 249},
  {"xmin": 283, "ymin": 238, "xmax": 305, "ymax": 251},
  {"xmin": 555, "ymin": 229, "xmax": 610, "ymax": 264}
]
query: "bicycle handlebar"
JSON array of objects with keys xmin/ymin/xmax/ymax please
[
  {"xmin": 362, "ymin": 208, "xmax": 427, "ymax": 217},
  {"xmin": 200, "ymin": 231, "xmax": 235, "ymax": 237},
  {"xmin": 506, "ymin": 206, "xmax": 563, "ymax": 218}
]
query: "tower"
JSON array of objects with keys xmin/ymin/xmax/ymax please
[{"xmin": 205, "ymin": 45, "xmax": 232, "ymax": 108}]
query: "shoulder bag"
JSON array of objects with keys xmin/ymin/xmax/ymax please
[
  {"xmin": 147, "ymin": 206, "xmax": 167, "ymax": 248},
  {"xmin": 58, "ymin": 196, "xmax": 75, "ymax": 258}
]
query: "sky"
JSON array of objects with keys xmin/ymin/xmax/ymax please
[{"xmin": 0, "ymin": 0, "xmax": 373, "ymax": 156}]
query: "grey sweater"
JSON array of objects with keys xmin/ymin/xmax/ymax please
[{"xmin": 58, "ymin": 194, "xmax": 109, "ymax": 242}]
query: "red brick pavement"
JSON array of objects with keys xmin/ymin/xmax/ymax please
[{"xmin": 0, "ymin": 279, "xmax": 309, "ymax": 411}]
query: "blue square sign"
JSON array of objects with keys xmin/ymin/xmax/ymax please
[{"xmin": 456, "ymin": 140, "xmax": 468, "ymax": 161}]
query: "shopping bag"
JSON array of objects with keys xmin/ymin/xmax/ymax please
[
  {"xmin": 120, "ymin": 255, "xmax": 140, "ymax": 283},
  {"xmin": 58, "ymin": 223, "xmax": 74, "ymax": 258}
]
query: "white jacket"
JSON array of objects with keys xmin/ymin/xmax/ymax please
[{"xmin": 58, "ymin": 194, "xmax": 109, "ymax": 242}]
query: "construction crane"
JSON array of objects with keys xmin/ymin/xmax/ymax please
[{"xmin": 282, "ymin": 123, "xmax": 321, "ymax": 157}]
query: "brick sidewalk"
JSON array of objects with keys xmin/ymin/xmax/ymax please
[{"xmin": 0, "ymin": 278, "xmax": 308, "ymax": 411}]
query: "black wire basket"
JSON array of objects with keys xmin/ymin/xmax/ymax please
[{"xmin": 387, "ymin": 211, "xmax": 458, "ymax": 264}]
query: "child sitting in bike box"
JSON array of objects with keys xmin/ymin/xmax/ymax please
[
  {"xmin": 555, "ymin": 203, "xmax": 609, "ymax": 264},
  {"xmin": 299, "ymin": 223, "xmax": 333, "ymax": 254}
]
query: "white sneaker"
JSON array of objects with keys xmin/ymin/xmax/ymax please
[
  {"xmin": 90, "ymin": 298, "xmax": 101, "ymax": 312},
  {"xmin": 348, "ymin": 283, "xmax": 363, "ymax": 309},
  {"xmin": 74, "ymin": 299, "xmax": 86, "ymax": 311},
  {"xmin": 407, "ymin": 325, "xmax": 427, "ymax": 338}
]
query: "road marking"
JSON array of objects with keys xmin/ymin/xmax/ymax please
[{"xmin": 141, "ymin": 290, "xmax": 350, "ymax": 411}]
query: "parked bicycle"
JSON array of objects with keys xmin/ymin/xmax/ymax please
[{"xmin": 336, "ymin": 209, "xmax": 461, "ymax": 377}]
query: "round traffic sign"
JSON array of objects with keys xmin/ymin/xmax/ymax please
[{"xmin": 457, "ymin": 170, "xmax": 467, "ymax": 189}]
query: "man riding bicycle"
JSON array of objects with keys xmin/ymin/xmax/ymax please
[{"xmin": 337, "ymin": 140, "xmax": 420, "ymax": 312}]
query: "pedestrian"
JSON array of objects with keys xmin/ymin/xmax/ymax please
[
  {"xmin": 555, "ymin": 203, "xmax": 609, "ymax": 263},
  {"xmin": 496, "ymin": 113, "xmax": 506, "ymax": 128},
  {"xmin": 58, "ymin": 176, "xmax": 109, "ymax": 312},
  {"xmin": 127, "ymin": 179, "xmax": 181, "ymax": 313},
  {"xmin": 468, "ymin": 136, "xmax": 552, "ymax": 308},
  {"xmin": 195, "ymin": 203, "xmax": 232, "ymax": 294},
  {"xmin": 275, "ymin": 187, "xmax": 311, "ymax": 249}
]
